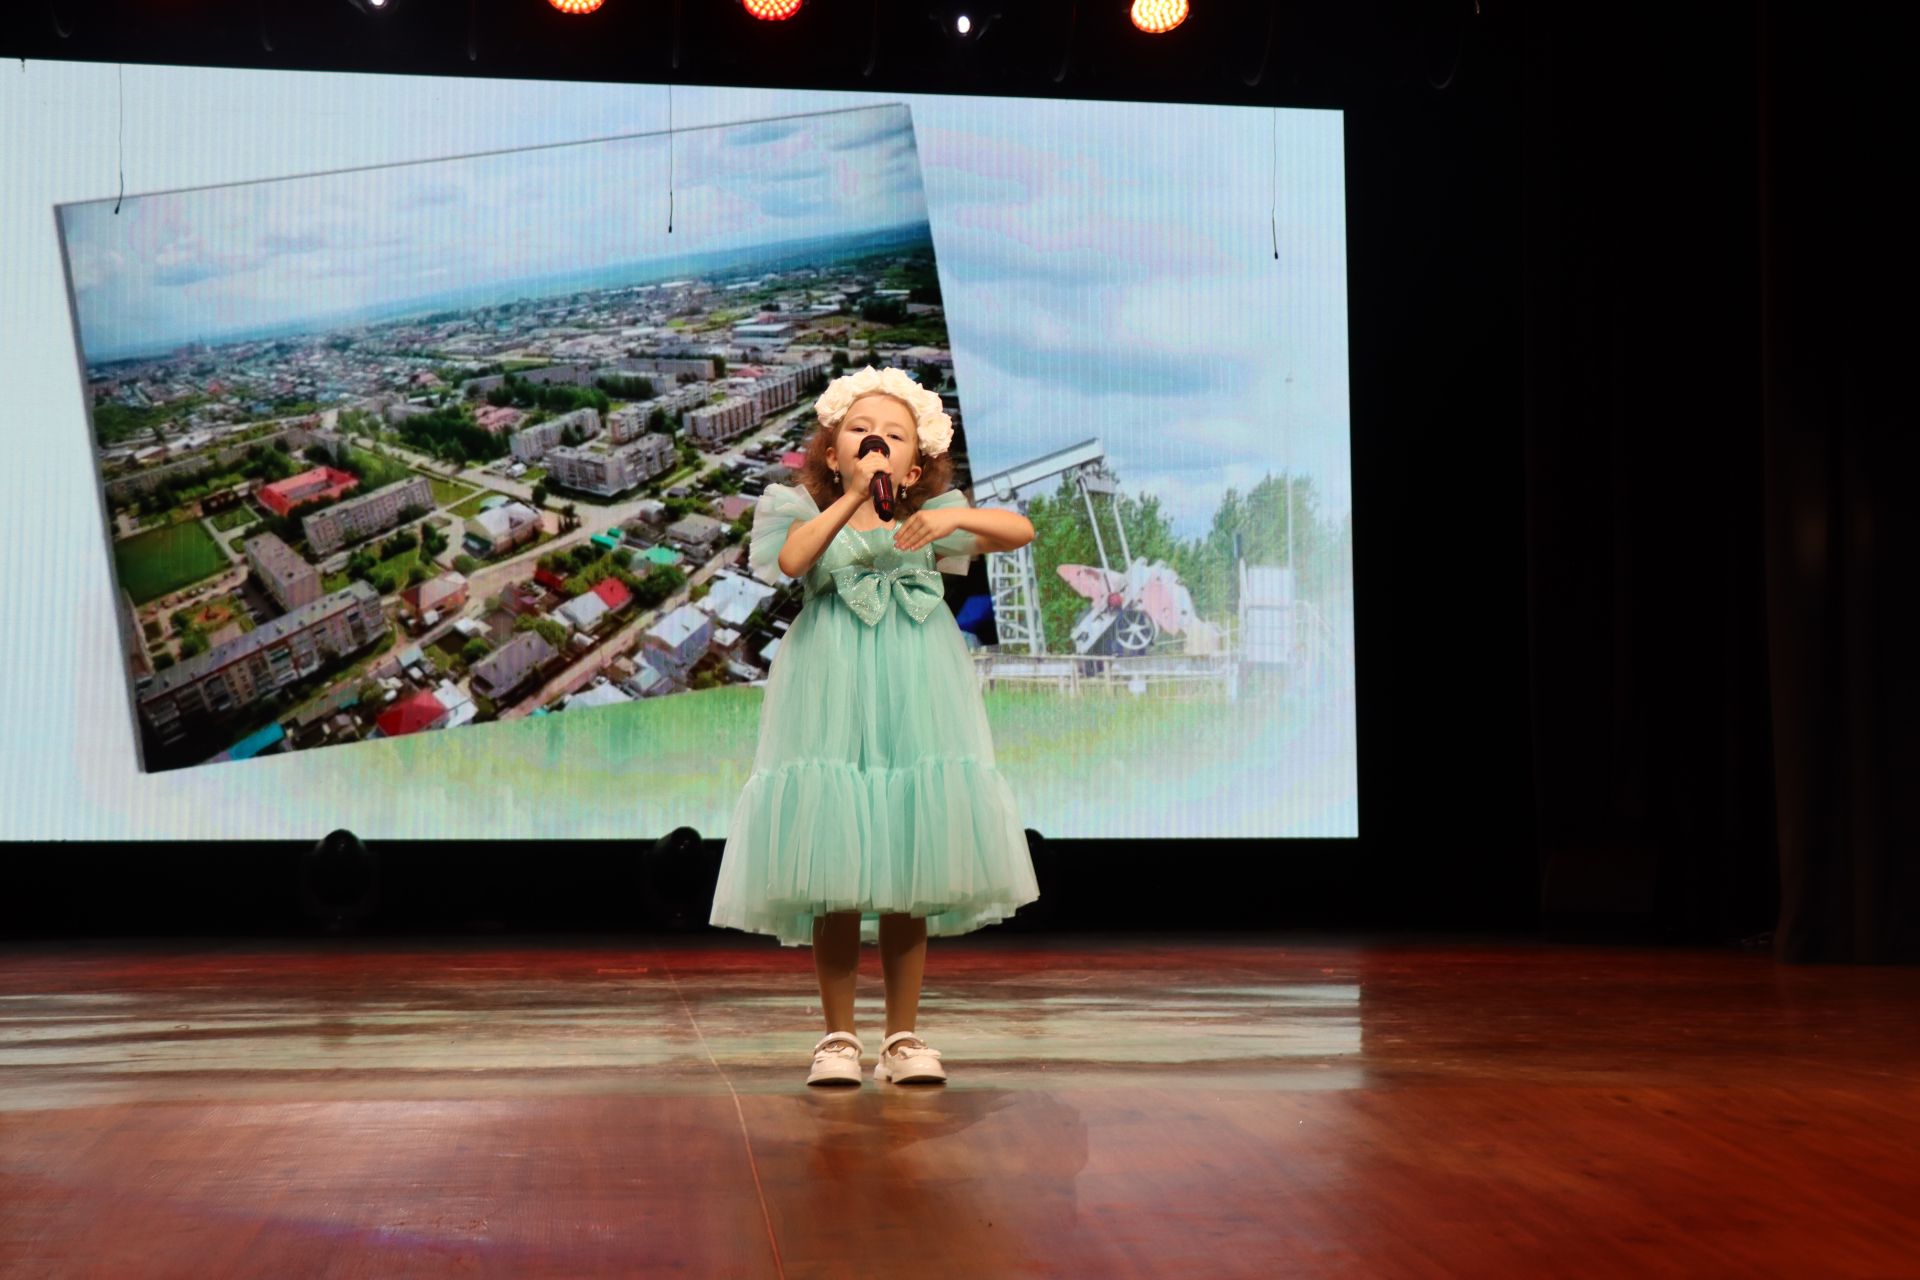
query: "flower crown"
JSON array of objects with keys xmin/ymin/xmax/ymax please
[{"xmin": 813, "ymin": 364, "xmax": 954, "ymax": 459}]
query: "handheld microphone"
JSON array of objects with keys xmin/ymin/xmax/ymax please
[{"xmin": 856, "ymin": 435, "xmax": 895, "ymax": 521}]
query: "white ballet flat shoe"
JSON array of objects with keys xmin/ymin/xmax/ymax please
[
  {"xmin": 874, "ymin": 1030, "xmax": 948, "ymax": 1085},
  {"xmin": 807, "ymin": 1031, "xmax": 865, "ymax": 1087}
]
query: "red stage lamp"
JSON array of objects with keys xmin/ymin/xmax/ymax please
[
  {"xmin": 742, "ymin": 0, "xmax": 803, "ymax": 18},
  {"xmin": 549, "ymin": 0, "xmax": 605, "ymax": 13},
  {"xmin": 1130, "ymin": 0, "xmax": 1188, "ymax": 34}
]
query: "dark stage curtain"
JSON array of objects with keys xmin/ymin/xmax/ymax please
[
  {"xmin": 1519, "ymin": 2, "xmax": 1915, "ymax": 960},
  {"xmin": 1752, "ymin": 6, "xmax": 1916, "ymax": 962}
]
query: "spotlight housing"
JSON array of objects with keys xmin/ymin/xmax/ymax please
[
  {"xmin": 928, "ymin": 5, "xmax": 1000, "ymax": 43},
  {"xmin": 742, "ymin": 0, "xmax": 803, "ymax": 18},
  {"xmin": 1130, "ymin": 0, "xmax": 1189, "ymax": 35},
  {"xmin": 549, "ymin": 0, "xmax": 605, "ymax": 13}
]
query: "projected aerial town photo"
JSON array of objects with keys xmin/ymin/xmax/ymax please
[{"xmin": 61, "ymin": 105, "xmax": 962, "ymax": 773}]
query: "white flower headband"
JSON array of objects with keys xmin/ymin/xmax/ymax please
[{"xmin": 814, "ymin": 364, "xmax": 954, "ymax": 459}]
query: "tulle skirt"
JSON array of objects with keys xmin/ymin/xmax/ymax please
[{"xmin": 709, "ymin": 584, "xmax": 1040, "ymax": 948}]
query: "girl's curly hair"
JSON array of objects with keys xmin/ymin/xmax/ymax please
[{"xmin": 795, "ymin": 389, "xmax": 955, "ymax": 519}]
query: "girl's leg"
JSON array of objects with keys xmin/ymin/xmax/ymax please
[
  {"xmin": 812, "ymin": 910, "xmax": 862, "ymax": 1034},
  {"xmin": 877, "ymin": 912, "xmax": 929, "ymax": 1036}
]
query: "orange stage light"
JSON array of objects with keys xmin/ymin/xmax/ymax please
[
  {"xmin": 742, "ymin": 0, "xmax": 803, "ymax": 18},
  {"xmin": 1130, "ymin": 0, "xmax": 1189, "ymax": 35}
]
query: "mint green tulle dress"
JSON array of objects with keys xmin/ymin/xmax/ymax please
[{"xmin": 708, "ymin": 482, "xmax": 1041, "ymax": 948}]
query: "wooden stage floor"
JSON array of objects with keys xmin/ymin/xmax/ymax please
[{"xmin": 1, "ymin": 932, "xmax": 1916, "ymax": 1278}]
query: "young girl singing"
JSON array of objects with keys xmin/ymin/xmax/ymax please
[{"xmin": 708, "ymin": 365, "xmax": 1041, "ymax": 1088}]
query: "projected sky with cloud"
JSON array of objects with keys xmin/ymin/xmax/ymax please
[{"xmin": 63, "ymin": 109, "xmax": 926, "ymax": 362}]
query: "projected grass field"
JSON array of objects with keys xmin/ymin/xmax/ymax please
[{"xmin": 113, "ymin": 520, "xmax": 227, "ymax": 605}]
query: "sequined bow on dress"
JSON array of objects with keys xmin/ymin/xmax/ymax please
[{"xmin": 827, "ymin": 548, "xmax": 944, "ymax": 627}]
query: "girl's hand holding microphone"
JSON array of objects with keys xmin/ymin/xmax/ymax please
[{"xmin": 846, "ymin": 442, "xmax": 893, "ymax": 494}]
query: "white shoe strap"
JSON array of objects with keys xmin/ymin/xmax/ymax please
[{"xmin": 883, "ymin": 1031, "xmax": 935, "ymax": 1053}]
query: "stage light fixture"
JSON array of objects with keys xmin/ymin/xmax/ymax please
[
  {"xmin": 297, "ymin": 830, "xmax": 384, "ymax": 934},
  {"xmin": 642, "ymin": 827, "xmax": 710, "ymax": 932},
  {"xmin": 742, "ymin": 0, "xmax": 803, "ymax": 18},
  {"xmin": 928, "ymin": 6, "xmax": 999, "ymax": 43},
  {"xmin": 1130, "ymin": 0, "xmax": 1188, "ymax": 35},
  {"xmin": 549, "ymin": 0, "xmax": 605, "ymax": 13},
  {"xmin": 344, "ymin": 0, "xmax": 392, "ymax": 13}
]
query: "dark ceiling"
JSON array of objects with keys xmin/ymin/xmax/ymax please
[{"xmin": 1, "ymin": 0, "xmax": 1496, "ymax": 110}]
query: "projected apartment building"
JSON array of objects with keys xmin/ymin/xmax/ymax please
[
  {"xmin": 303, "ymin": 474, "xmax": 436, "ymax": 556},
  {"xmin": 243, "ymin": 531, "xmax": 322, "ymax": 612},
  {"xmin": 135, "ymin": 580, "xmax": 387, "ymax": 746},
  {"xmin": 685, "ymin": 356, "xmax": 830, "ymax": 446},
  {"xmin": 545, "ymin": 433, "xmax": 676, "ymax": 497}
]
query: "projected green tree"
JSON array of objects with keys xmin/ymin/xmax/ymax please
[{"xmin": 1021, "ymin": 471, "xmax": 1347, "ymax": 653}]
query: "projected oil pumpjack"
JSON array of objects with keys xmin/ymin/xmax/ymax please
[
  {"xmin": 965, "ymin": 437, "xmax": 1334, "ymax": 696},
  {"xmin": 1057, "ymin": 558, "xmax": 1200, "ymax": 656}
]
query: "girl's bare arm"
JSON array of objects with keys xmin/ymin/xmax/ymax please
[
  {"xmin": 951, "ymin": 505, "xmax": 1035, "ymax": 554},
  {"xmin": 778, "ymin": 490, "xmax": 868, "ymax": 577}
]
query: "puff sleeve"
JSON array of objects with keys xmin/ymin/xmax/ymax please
[
  {"xmin": 918, "ymin": 487, "xmax": 988, "ymax": 576},
  {"xmin": 748, "ymin": 482, "xmax": 821, "ymax": 578}
]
